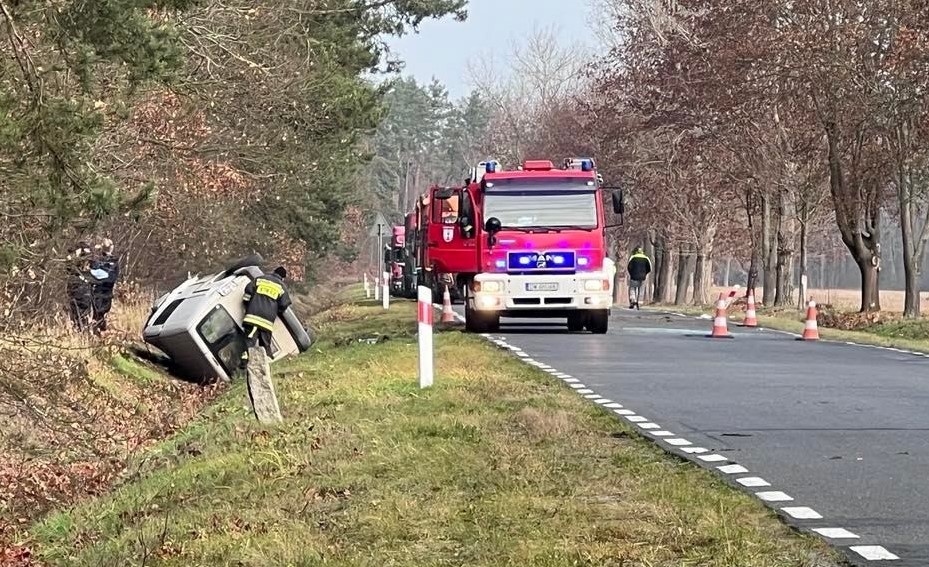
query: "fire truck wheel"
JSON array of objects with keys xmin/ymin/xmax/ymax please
[
  {"xmin": 586, "ymin": 310, "xmax": 610, "ymax": 334},
  {"xmin": 567, "ymin": 312, "xmax": 584, "ymax": 332},
  {"xmin": 465, "ymin": 304, "xmax": 499, "ymax": 333}
]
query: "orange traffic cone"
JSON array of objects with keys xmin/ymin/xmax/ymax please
[
  {"xmin": 743, "ymin": 290, "xmax": 758, "ymax": 328},
  {"xmin": 441, "ymin": 286, "xmax": 456, "ymax": 323},
  {"xmin": 710, "ymin": 293, "xmax": 733, "ymax": 338},
  {"xmin": 801, "ymin": 298, "xmax": 820, "ymax": 340}
]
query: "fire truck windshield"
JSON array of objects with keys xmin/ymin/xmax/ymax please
[{"xmin": 484, "ymin": 190, "xmax": 597, "ymax": 230}]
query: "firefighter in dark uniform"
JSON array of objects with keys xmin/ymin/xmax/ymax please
[{"xmin": 240, "ymin": 266, "xmax": 291, "ymax": 366}]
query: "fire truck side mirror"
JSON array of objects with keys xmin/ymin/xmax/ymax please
[
  {"xmin": 484, "ymin": 217, "xmax": 502, "ymax": 246},
  {"xmin": 612, "ymin": 191, "xmax": 625, "ymax": 215}
]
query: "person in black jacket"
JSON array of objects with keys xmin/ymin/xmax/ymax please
[
  {"xmin": 240, "ymin": 266, "xmax": 292, "ymax": 366},
  {"xmin": 66, "ymin": 241, "xmax": 94, "ymax": 331},
  {"xmin": 626, "ymin": 247, "xmax": 652, "ymax": 309},
  {"xmin": 90, "ymin": 238, "xmax": 120, "ymax": 334}
]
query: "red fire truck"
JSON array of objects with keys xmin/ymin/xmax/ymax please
[
  {"xmin": 423, "ymin": 158, "xmax": 623, "ymax": 333},
  {"xmin": 387, "ymin": 225, "xmax": 406, "ymax": 296}
]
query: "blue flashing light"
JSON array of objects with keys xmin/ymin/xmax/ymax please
[
  {"xmin": 495, "ymin": 259, "xmax": 506, "ymax": 269},
  {"xmin": 518, "ymin": 256, "xmax": 531, "ymax": 266},
  {"xmin": 485, "ymin": 161, "xmax": 497, "ymax": 173},
  {"xmin": 551, "ymin": 255, "xmax": 565, "ymax": 265},
  {"xmin": 578, "ymin": 257, "xmax": 590, "ymax": 267},
  {"xmin": 581, "ymin": 159, "xmax": 593, "ymax": 172}
]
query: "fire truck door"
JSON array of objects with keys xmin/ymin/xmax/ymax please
[{"xmin": 429, "ymin": 189, "xmax": 478, "ymax": 273}]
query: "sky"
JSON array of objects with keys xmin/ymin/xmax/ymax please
[{"xmin": 386, "ymin": 0, "xmax": 596, "ymax": 100}]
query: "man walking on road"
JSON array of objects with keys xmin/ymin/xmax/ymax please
[{"xmin": 626, "ymin": 247, "xmax": 652, "ymax": 309}]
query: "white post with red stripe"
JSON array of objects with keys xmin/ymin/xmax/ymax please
[
  {"xmin": 417, "ymin": 285, "xmax": 434, "ymax": 388},
  {"xmin": 382, "ymin": 271, "xmax": 390, "ymax": 310}
]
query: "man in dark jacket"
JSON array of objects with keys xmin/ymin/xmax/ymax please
[
  {"xmin": 626, "ymin": 247, "xmax": 652, "ymax": 309},
  {"xmin": 66, "ymin": 241, "xmax": 94, "ymax": 331},
  {"xmin": 241, "ymin": 266, "xmax": 292, "ymax": 365},
  {"xmin": 90, "ymin": 238, "xmax": 120, "ymax": 334}
]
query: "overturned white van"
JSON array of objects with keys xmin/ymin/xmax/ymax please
[{"xmin": 143, "ymin": 259, "xmax": 312, "ymax": 383}]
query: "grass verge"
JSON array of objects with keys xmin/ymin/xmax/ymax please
[{"xmin": 30, "ymin": 298, "xmax": 840, "ymax": 567}]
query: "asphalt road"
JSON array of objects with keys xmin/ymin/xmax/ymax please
[{"xmin": 474, "ymin": 308, "xmax": 929, "ymax": 566}]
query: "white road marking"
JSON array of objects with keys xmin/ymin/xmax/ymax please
[
  {"xmin": 569, "ymin": 384, "xmax": 584, "ymax": 389},
  {"xmin": 849, "ymin": 546, "xmax": 899, "ymax": 561},
  {"xmin": 664, "ymin": 438, "xmax": 692, "ymax": 446},
  {"xmin": 626, "ymin": 416, "xmax": 648, "ymax": 422},
  {"xmin": 812, "ymin": 527, "xmax": 858, "ymax": 539},
  {"xmin": 584, "ymin": 393, "xmax": 600, "ymax": 399},
  {"xmin": 680, "ymin": 447, "xmax": 708, "ymax": 454},
  {"xmin": 563, "ymin": 378, "xmax": 580, "ymax": 383},
  {"xmin": 604, "ymin": 403, "xmax": 623, "ymax": 409},
  {"xmin": 638, "ymin": 423, "xmax": 660, "ymax": 429},
  {"xmin": 651, "ymin": 431, "xmax": 674, "ymax": 436},
  {"xmin": 756, "ymin": 491, "xmax": 793, "ymax": 502},
  {"xmin": 594, "ymin": 399, "xmax": 612, "ymax": 405},
  {"xmin": 736, "ymin": 477, "xmax": 771, "ymax": 488},
  {"xmin": 717, "ymin": 464, "xmax": 749, "ymax": 474},
  {"xmin": 698, "ymin": 454, "xmax": 728, "ymax": 463},
  {"xmin": 614, "ymin": 409, "xmax": 636, "ymax": 416},
  {"xmin": 781, "ymin": 507, "xmax": 822, "ymax": 519},
  {"xmin": 578, "ymin": 389, "xmax": 594, "ymax": 394}
]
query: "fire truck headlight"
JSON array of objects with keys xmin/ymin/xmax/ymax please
[
  {"xmin": 477, "ymin": 295, "xmax": 501, "ymax": 309},
  {"xmin": 583, "ymin": 279, "xmax": 610, "ymax": 292},
  {"xmin": 479, "ymin": 280, "xmax": 504, "ymax": 293}
]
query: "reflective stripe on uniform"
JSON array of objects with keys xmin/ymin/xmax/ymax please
[
  {"xmin": 255, "ymin": 278, "xmax": 283, "ymax": 300},
  {"xmin": 243, "ymin": 314, "xmax": 275, "ymax": 331}
]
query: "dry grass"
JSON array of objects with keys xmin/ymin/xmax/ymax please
[{"xmin": 29, "ymin": 299, "xmax": 840, "ymax": 567}]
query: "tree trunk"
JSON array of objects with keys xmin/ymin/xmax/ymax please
[
  {"xmin": 774, "ymin": 189, "xmax": 794, "ymax": 307},
  {"xmin": 899, "ymin": 160, "xmax": 920, "ymax": 318},
  {"xmin": 761, "ymin": 194, "xmax": 777, "ymax": 305},
  {"xmin": 723, "ymin": 257, "xmax": 731, "ymax": 287},
  {"xmin": 693, "ymin": 250, "xmax": 710, "ymax": 305},
  {"xmin": 797, "ymin": 220, "xmax": 808, "ymax": 309},
  {"xmin": 656, "ymin": 238, "xmax": 673, "ymax": 303},
  {"xmin": 674, "ymin": 247, "xmax": 693, "ymax": 305},
  {"xmin": 644, "ymin": 230, "xmax": 657, "ymax": 303}
]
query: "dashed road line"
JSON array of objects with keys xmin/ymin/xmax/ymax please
[
  {"xmin": 782, "ymin": 506, "xmax": 823, "ymax": 520},
  {"xmin": 850, "ymin": 546, "xmax": 900, "ymax": 561},
  {"xmin": 736, "ymin": 477, "xmax": 771, "ymax": 488},
  {"xmin": 717, "ymin": 464, "xmax": 749, "ymax": 474},
  {"xmin": 812, "ymin": 527, "xmax": 858, "ymax": 539},
  {"xmin": 698, "ymin": 454, "xmax": 728, "ymax": 463},
  {"xmin": 664, "ymin": 438, "xmax": 692, "ymax": 446},
  {"xmin": 756, "ymin": 491, "xmax": 793, "ymax": 503}
]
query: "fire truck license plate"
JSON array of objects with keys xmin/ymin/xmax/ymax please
[{"xmin": 526, "ymin": 282, "xmax": 558, "ymax": 292}]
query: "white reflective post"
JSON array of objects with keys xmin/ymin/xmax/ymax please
[
  {"xmin": 374, "ymin": 274, "xmax": 380, "ymax": 301},
  {"xmin": 382, "ymin": 271, "xmax": 390, "ymax": 310},
  {"xmin": 364, "ymin": 273, "xmax": 370, "ymax": 299},
  {"xmin": 417, "ymin": 285, "xmax": 434, "ymax": 388}
]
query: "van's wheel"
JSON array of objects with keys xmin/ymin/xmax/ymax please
[
  {"xmin": 586, "ymin": 310, "xmax": 610, "ymax": 334},
  {"xmin": 567, "ymin": 312, "xmax": 584, "ymax": 332}
]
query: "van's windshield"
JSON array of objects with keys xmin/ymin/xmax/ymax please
[{"xmin": 196, "ymin": 305, "xmax": 246, "ymax": 375}]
